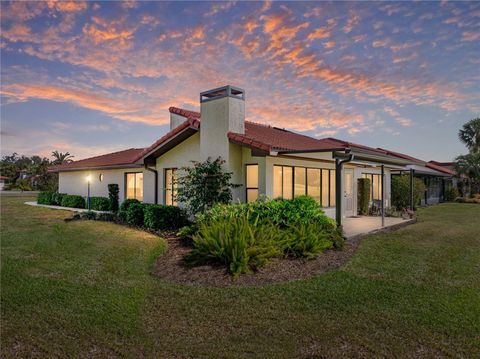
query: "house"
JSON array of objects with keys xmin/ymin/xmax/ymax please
[
  {"xmin": 52, "ymin": 85, "xmax": 450, "ymax": 224},
  {"xmin": 0, "ymin": 176, "xmax": 8, "ymax": 191}
]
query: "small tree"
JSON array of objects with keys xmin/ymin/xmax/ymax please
[
  {"xmin": 357, "ymin": 178, "xmax": 370, "ymax": 215},
  {"xmin": 176, "ymin": 157, "xmax": 241, "ymax": 215},
  {"xmin": 108, "ymin": 184, "xmax": 120, "ymax": 212},
  {"xmin": 391, "ymin": 175, "xmax": 426, "ymax": 210}
]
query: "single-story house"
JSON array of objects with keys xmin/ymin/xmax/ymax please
[{"xmin": 52, "ymin": 85, "xmax": 450, "ymax": 224}]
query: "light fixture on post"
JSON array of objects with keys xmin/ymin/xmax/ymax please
[{"xmin": 86, "ymin": 175, "xmax": 91, "ymax": 210}]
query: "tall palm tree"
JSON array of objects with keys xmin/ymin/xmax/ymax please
[
  {"xmin": 51, "ymin": 151, "xmax": 74, "ymax": 165},
  {"xmin": 458, "ymin": 118, "xmax": 480, "ymax": 154}
]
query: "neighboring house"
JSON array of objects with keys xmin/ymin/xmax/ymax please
[
  {"xmin": 52, "ymin": 85, "xmax": 449, "ymax": 222},
  {"xmin": 0, "ymin": 176, "xmax": 8, "ymax": 191}
]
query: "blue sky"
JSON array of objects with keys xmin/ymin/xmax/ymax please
[{"xmin": 1, "ymin": 1, "xmax": 479, "ymax": 162}]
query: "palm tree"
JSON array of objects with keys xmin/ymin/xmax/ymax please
[
  {"xmin": 454, "ymin": 152, "xmax": 480, "ymax": 197},
  {"xmin": 51, "ymin": 151, "xmax": 74, "ymax": 165},
  {"xmin": 458, "ymin": 118, "xmax": 480, "ymax": 154}
]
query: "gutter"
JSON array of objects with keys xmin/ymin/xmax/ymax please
[{"xmin": 144, "ymin": 164, "xmax": 158, "ymax": 204}]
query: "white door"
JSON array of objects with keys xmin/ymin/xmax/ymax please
[{"xmin": 344, "ymin": 169, "xmax": 354, "ymax": 217}]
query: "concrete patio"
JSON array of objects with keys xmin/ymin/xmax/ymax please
[{"xmin": 343, "ymin": 216, "xmax": 415, "ymax": 239}]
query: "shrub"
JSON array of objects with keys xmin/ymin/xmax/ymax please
[
  {"xmin": 37, "ymin": 191, "xmax": 55, "ymax": 205},
  {"xmin": 144, "ymin": 205, "xmax": 188, "ymax": 231},
  {"xmin": 357, "ymin": 178, "xmax": 371, "ymax": 215},
  {"xmin": 81, "ymin": 211, "xmax": 97, "ymax": 220},
  {"xmin": 198, "ymin": 196, "xmax": 337, "ymax": 231},
  {"xmin": 444, "ymin": 186, "xmax": 460, "ymax": 202},
  {"xmin": 284, "ymin": 222, "xmax": 334, "ymax": 259},
  {"xmin": 177, "ymin": 224, "xmax": 199, "ymax": 238},
  {"xmin": 455, "ymin": 196, "xmax": 480, "ymax": 204},
  {"xmin": 126, "ymin": 202, "xmax": 145, "ymax": 227},
  {"xmin": 61, "ymin": 195, "xmax": 85, "ymax": 209},
  {"xmin": 176, "ymin": 157, "xmax": 241, "ymax": 215},
  {"xmin": 108, "ymin": 184, "xmax": 119, "ymax": 212},
  {"xmin": 90, "ymin": 196, "xmax": 110, "ymax": 211},
  {"xmin": 97, "ymin": 212, "xmax": 117, "ymax": 221},
  {"xmin": 119, "ymin": 198, "xmax": 140, "ymax": 222},
  {"xmin": 185, "ymin": 215, "xmax": 284, "ymax": 277},
  {"xmin": 391, "ymin": 175, "xmax": 426, "ymax": 210},
  {"xmin": 52, "ymin": 192, "xmax": 66, "ymax": 206}
]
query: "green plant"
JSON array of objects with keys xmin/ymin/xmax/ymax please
[
  {"xmin": 37, "ymin": 191, "xmax": 55, "ymax": 205},
  {"xmin": 357, "ymin": 178, "xmax": 371, "ymax": 215},
  {"xmin": 198, "ymin": 196, "xmax": 337, "ymax": 231},
  {"xmin": 108, "ymin": 184, "xmax": 120, "ymax": 212},
  {"xmin": 444, "ymin": 186, "xmax": 460, "ymax": 202},
  {"xmin": 126, "ymin": 202, "xmax": 145, "ymax": 227},
  {"xmin": 177, "ymin": 224, "xmax": 199, "ymax": 238},
  {"xmin": 185, "ymin": 215, "xmax": 284, "ymax": 277},
  {"xmin": 391, "ymin": 175, "xmax": 426, "ymax": 210},
  {"xmin": 176, "ymin": 157, "xmax": 241, "ymax": 215},
  {"xmin": 96, "ymin": 212, "xmax": 118, "ymax": 222},
  {"xmin": 144, "ymin": 205, "xmax": 188, "ymax": 231},
  {"xmin": 81, "ymin": 211, "xmax": 97, "ymax": 220},
  {"xmin": 284, "ymin": 222, "xmax": 334, "ymax": 259},
  {"xmin": 52, "ymin": 192, "xmax": 66, "ymax": 206},
  {"xmin": 90, "ymin": 196, "xmax": 110, "ymax": 211},
  {"xmin": 119, "ymin": 198, "xmax": 140, "ymax": 222},
  {"xmin": 61, "ymin": 195, "xmax": 85, "ymax": 209}
]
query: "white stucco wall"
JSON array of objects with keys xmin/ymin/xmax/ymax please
[
  {"xmin": 58, "ymin": 167, "xmax": 154, "ymax": 203},
  {"xmin": 156, "ymin": 132, "xmax": 201, "ymax": 205}
]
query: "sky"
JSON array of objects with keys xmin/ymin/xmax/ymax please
[{"xmin": 1, "ymin": 0, "xmax": 479, "ymax": 162}]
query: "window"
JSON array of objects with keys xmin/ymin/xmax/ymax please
[
  {"xmin": 126, "ymin": 172, "xmax": 143, "ymax": 201},
  {"xmin": 307, "ymin": 168, "xmax": 320, "ymax": 203},
  {"xmin": 165, "ymin": 168, "xmax": 177, "ymax": 206},
  {"xmin": 273, "ymin": 165, "xmax": 336, "ymax": 207},
  {"xmin": 294, "ymin": 167, "xmax": 306, "ymax": 197},
  {"xmin": 246, "ymin": 164, "xmax": 259, "ymax": 203},
  {"xmin": 99, "ymin": 174, "xmax": 104, "ymax": 182},
  {"xmin": 363, "ymin": 173, "xmax": 383, "ymax": 201}
]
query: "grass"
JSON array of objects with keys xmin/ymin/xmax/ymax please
[{"xmin": 1, "ymin": 194, "xmax": 479, "ymax": 358}]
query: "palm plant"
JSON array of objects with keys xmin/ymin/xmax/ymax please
[
  {"xmin": 51, "ymin": 151, "xmax": 74, "ymax": 165},
  {"xmin": 458, "ymin": 118, "xmax": 480, "ymax": 154},
  {"xmin": 454, "ymin": 152, "xmax": 480, "ymax": 197}
]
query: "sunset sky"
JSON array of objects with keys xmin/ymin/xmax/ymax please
[{"xmin": 1, "ymin": 1, "xmax": 479, "ymax": 162}]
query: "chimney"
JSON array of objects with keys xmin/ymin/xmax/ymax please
[{"xmin": 199, "ymin": 85, "xmax": 245, "ymax": 165}]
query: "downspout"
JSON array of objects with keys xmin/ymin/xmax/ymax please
[
  {"xmin": 381, "ymin": 165, "xmax": 385, "ymax": 227},
  {"xmin": 409, "ymin": 169, "xmax": 414, "ymax": 210},
  {"xmin": 144, "ymin": 165, "xmax": 158, "ymax": 204},
  {"xmin": 333, "ymin": 149, "xmax": 354, "ymax": 228}
]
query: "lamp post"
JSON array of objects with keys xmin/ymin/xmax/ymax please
[{"xmin": 86, "ymin": 175, "xmax": 91, "ymax": 211}]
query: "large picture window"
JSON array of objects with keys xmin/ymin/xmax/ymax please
[
  {"xmin": 363, "ymin": 173, "xmax": 383, "ymax": 201},
  {"xmin": 273, "ymin": 165, "xmax": 336, "ymax": 207},
  {"xmin": 246, "ymin": 164, "xmax": 259, "ymax": 203},
  {"xmin": 165, "ymin": 168, "xmax": 177, "ymax": 206},
  {"xmin": 126, "ymin": 172, "xmax": 143, "ymax": 201}
]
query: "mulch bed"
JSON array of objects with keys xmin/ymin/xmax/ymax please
[{"xmin": 152, "ymin": 235, "xmax": 365, "ymax": 288}]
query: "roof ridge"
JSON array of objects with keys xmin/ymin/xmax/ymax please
[{"xmin": 69, "ymin": 147, "xmax": 144, "ymax": 163}]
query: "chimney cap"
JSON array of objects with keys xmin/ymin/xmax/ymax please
[{"xmin": 200, "ymin": 85, "xmax": 245, "ymax": 103}]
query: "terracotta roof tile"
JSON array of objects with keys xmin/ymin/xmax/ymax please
[
  {"xmin": 376, "ymin": 148, "xmax": 425, "ymax": 164},
  {"xmin": 52, "ymin": 148, "xmax": 145, "ymax": 172},
  {"xmin": 426, "ymin": 161, "xmax": 455, "ymax": 175},
  {"xmin": 169, "ymin": 106, "xmax": 200, "ymax": 119}
]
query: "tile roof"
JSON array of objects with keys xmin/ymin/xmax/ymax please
[
  {"xmin": 169, "ymin": 106, "xmax": 200, "ymax": 119},
  {"xmin": 51, "ymin": 148, "xmax": 144, "ymax": 172},
  {"xmin": 376, "ymin": 148, "xmax": 425, "ymax": 164},
  {"xmin": 426, "ymin": 161, "xmax": 455, "ymax": 175}
]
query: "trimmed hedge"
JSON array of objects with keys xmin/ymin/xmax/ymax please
[
  {"xmin": 61, "ymin": 195, "xmax": 86, "ymax": 209},
  {"xmin": 108, "ymin": 184, "xmax": 119, "ymax": 212},
  {"xmin": 37, "ymin": 191, "xmax": 66, "ymax": 205},
  {"xmin": 144, "ymin": 205, "xmax": 188, "ymax": 230},
  {"xmin": 126, "ymin": 202, "xmax": 145, "ymax": 226},
  {"xmin": 357, "ymin": 178, "xmax": 371, "ymax": 215},
  {"xmin": 37, "ymin": 191, "xmax": 55, "ymax": 205},
  {"xmin": 90, "ymin": 196, "xmax": 110, "ymax": 211},
  {"xmin": 119, "ymin": 198, "xmax": 140, "ymax": 222},
  {"xmin": 444, "ymin": 186, "xmax": 460, "ymax": 202},
  {"xmin": 391, "ymin": 175, "xmax": 426, "ymax": 210}
]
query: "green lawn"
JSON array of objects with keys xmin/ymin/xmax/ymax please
[{"xmin": 1, "ymin": 194, "xmax": 479, "ymax": 358}]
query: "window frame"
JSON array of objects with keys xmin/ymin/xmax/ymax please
[
  {"xmin": 273, "ymin": 165, "xmax": 336, "ymax": 207},
  {"xmin": 124, "ymin": 172, "xmax": 144, "ymax": 201},
  {"xmin": 363, "ymin": 173, "xmax": 383, "ymax": 201},
  {"xmin": 245, "ymin": 164, "xmax": 259, "ymax": 203},
  {"xmin": 164, "ymin": 168, "xmax": 177, "ymax": 206}
]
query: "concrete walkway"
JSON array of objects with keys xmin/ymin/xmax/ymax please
[
  {"xmin": 24, "ymin": 201, "xmax": 110, "ymax": 214},
  {"xmin": 343, "ymin": 216, "xmax": 415, "ymax": 239}
]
